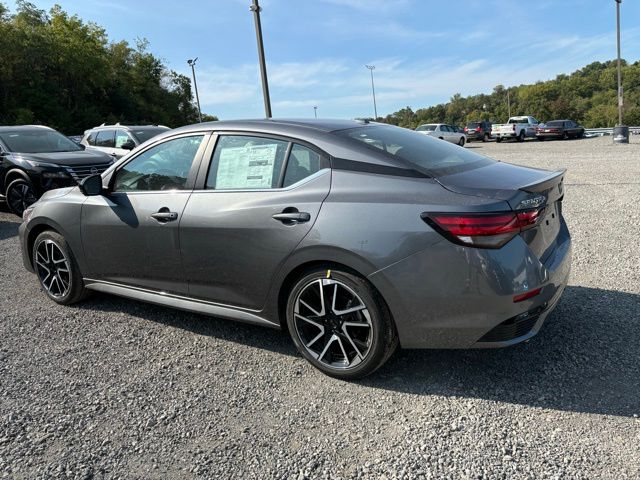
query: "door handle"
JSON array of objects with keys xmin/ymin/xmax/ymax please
[
  {"xmin": 272, "ymin": 211, "xmax": 311, "ymax": 224},
  {"xmin": 151, "ymin": 210, "xmax": 178, "ymax": 222}
]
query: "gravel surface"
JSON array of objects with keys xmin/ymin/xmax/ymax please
[{"xmin": 1, "ymin": 136, "xmax": 639, "ymax": 479}]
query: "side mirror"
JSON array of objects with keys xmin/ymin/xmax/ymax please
[
  {"xmin": 121, "ymin": 140, "xmax": 135, "ymax": 151},
  {"xmin": 79, "ymin": 174, "xmax": 103, "ymax": 196}
]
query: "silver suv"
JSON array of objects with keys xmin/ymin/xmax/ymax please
[{"xmin": 81, "ymin": 123, "xmax": 170, "ymax": 159}]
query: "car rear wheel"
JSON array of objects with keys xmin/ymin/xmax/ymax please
[
  {"xmin": 562, "ymin": 131, "xmax": 569, "ymax": 140},
  {"xmin": 517, "ymin": 131, "xmax": 525, "ymax": 142},
  {"xmin": 6, "ymin": 178, "xmax": 37, "ymax": 217},
  {"xmin": 286, "ymin": 267, "xmax": 398, "ymax": 380},
  {"xmin": 33, "ymin": 231, "xmax": 86, "ymax": 305},
  {"xmin": 496, "ymin": 137, "xmax": 502, "ymax": 143},
  {"xmin": 458, "ymin": 137, "xmax": 465, "ymax": 147}
]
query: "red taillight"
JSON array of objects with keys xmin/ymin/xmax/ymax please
[
  {"xmin": 513, "ymin": 288, "xmax": 542, "ymax": 303},
  {"xmin": 464, "ymin": 127, "xmax": 468, "ymax": 132},
  {"xmin": 422, "ymin": 209, "xmax": 543, "ymax": 248},
  {"xmin": 475, "ymin": 127, "xmax": 481, "ymax": 132}
]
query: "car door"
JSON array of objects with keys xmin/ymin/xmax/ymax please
[
  {"xmin": 93, "ymin": 129, "xmax": 117, "ymax": 157},
  {"xmin": 81, "ymin": 132, "xmax": 209, "ymax": 294},
  {"xmin": 180, "ymin": 133, "xmax": 331, "ymax": 310}
]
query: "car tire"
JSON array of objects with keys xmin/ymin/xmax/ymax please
[
  {"xmin": 6, "ymin": 178, "xmax": 37, "ymax": 217},
  {"xmin": 286, "ymin": 267, "xmax": 398, "ymax": 380},
  {"xmin": 496, "ymin": 137, "xmax": 502, "ymax": 143},
  {"xmin": 562, "ymin": 131, "xmax": 569, "ymax": 140},
  {"xmin": 458, "ymin": 137, "xmax": 465, "ymax": 147},
  {"xmin": 33, "ymin": 230, "xmax": 87, "ymax": 305},
  {"xmin": 482, "ymin": 133, "xmax": 488, "ymax": 142},
  {"xmin": 578, "ymin": 129, "xmax": 584, "ymax": 139},
  {"xmin": 517, "ymin": 131, "xmax": 525, "ymax": 142}
]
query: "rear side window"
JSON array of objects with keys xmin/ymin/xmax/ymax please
[
  {"xmin": 95, "ymin": 130, "xmax": 115, "ymax": 148},
  {"xmin": 87, "ymin": 132, "xmax": 98, "ymax": 145},
  {"xmin": 207, "ymin": 135, "xmax": 288, "ymax": 190},
  {"xmin": 115, "ymin": 129, "xmax": 133, "ymax": 148},
  {"xmin": 336, "ymin": 125, "xmax": 495, "ymax": 176},
  {"xmin": 283, "ymin": 144, "xmax": 323, "ymax": 187}
]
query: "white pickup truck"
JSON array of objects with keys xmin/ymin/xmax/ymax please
[{"xmin": 492, "ymin": 116, "xmax": 540, "ymax": 142}]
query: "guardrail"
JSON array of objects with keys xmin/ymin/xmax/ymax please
[{"xmin": 584, "ymin": 126, "xmax": 640, "ymax": 135}]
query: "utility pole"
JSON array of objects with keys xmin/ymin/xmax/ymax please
[
  {"xmin": 187, "ymin": 58, "xmax": 202, "ymax": 122},
  {"xmin": 250, "ymin": 0, "xmax": 272, "ymax": 118},
  {"xmin": 313, "ymin": 106, "xmax": 318, "ymax": 119},
  {"xmin": 613, "ymin": 0, "xmax": 628, "ymax": 143},
  {"xmin": 615, "ymin": 0, "xmax": 623, "ymax": 125},
  {"xmin": 365, "ymin": 65, "xmax": 378, "ymax": 120},
  {"xmin": 507, "ymin": 88, "xmax": 511, "ymax": 118}
]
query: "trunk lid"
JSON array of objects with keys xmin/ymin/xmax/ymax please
[{"xmin": 435, "ymin": 162, "xmax": 566, "ymax": 261}]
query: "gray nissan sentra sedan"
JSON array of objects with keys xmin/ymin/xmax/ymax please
[{"xmin": 19, "ymin": 119, "xmax": 571, "ymax": 379}]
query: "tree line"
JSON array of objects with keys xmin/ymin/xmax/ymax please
[
  {"xmin": 381, "ymin": 59, "xmax": 640, "ymax": 129},
  {"xmin": 0, "ymin": 1, "xmax": 216, "ymax": 134}
]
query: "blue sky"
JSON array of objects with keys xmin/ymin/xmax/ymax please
[{"xmin": 23, "ymin": 0, "xmax": 640, "ymax": 119}]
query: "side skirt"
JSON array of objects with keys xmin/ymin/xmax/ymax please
[{"xmin": 83, "ymin": 279, "xmax": 280, "ymax": 329}]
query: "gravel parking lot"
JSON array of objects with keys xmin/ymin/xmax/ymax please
[{"xmin": 1, "ymin": 136, "xmax": 639, "ymax": 479}]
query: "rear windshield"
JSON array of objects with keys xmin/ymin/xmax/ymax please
[
  {"xmin": 508, "ymin": 118, "xmax": 528, "ymax": 124},
  {"xmin": 0, "ymin": 129, "xmax": 82, "ymax": 153},
  {"xmin": 130, "ymin": 127, "xmax": 169, "ymax": 144},
  {"xmin": 336, "ymin": 126, "xmax": 495, "ymax": 176},
  {"xmin": 546, "ymin": 121, "xmax": 564, "ymax": 127},
  {"xmin": 415, "ymin": 124, "xmax": 436, "ymax": 132},
  {"xmin": 466, "ymin": 122, "xmax": 481, "ymax": 128}
]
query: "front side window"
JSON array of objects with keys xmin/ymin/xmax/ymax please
[
  {"xmin": 113, "ymin": 135, "xmax": 204, "ymax": 192},
  {"xmin": 206, "ymin": 135, "xmax": 288, "ymax": 190},
  {"xmin": 95, "ymin": 130, "xmax": 115, "ymax": 148},
  {"xmin": 115, "ymin": 129, "xmax": 133, "ymax": 148},
  {"xmin": 283, "ymin": 144, "xmax": 323, "ymax": 187}
]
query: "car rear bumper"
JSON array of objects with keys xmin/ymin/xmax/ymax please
[{"xmin": 368, "ymin": 220, "xmax": 572, "ymax": 349}]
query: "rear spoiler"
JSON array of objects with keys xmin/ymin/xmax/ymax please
[{"xmin": 519, "ymin": 169, "xmax": 565, "ymax": 193}]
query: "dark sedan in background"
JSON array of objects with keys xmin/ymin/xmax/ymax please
[
  {"xmin": 536, "ymin": 120, "xmax": 585, "ymax": 140},
  {"xmin": 19, "ymin": 119, "xmax": 571, "ymax": 379},
  {"xmin": 464, "ymin": 120, "xmax": 492, "ymax": 142},
  {"xmin": 0, "ymin": 125, "xmax": 114, "ymax": 215}
]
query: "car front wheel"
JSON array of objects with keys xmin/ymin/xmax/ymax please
[
  {"xmin": 6, "ymin": 178, "xmax": 37, "ymax": 216},
  {"xmin": 286, "ymin": 267, "xmax": 397, "ymax": 379},
  {"xmin": 33, "ymin": 230, "xmax": 87, "ymax": 305}
]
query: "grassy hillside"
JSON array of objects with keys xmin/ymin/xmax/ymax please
[{"xmin": 382, "ymin": 60, "xmax": 640, "ymax": 128}]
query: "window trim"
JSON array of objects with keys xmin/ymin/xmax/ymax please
[
  {"xmin": 194, "ymin": 131, "xmax": 330, "ymax": 192},
  {"xmin": 107, "ymin": 131, "xmax": 211, "ymax": 194}
]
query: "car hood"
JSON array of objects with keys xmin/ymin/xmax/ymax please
[{"xmin": 12, "ymin": 150, "xmax": 113, "ymax": 166}]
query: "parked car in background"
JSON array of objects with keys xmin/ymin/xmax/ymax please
[
  {"xmin": 19, "ymin": 119, "xmax": 570, "ymax": 379},
  {"xmin": 67, "ymin": 135, "xmax": 83, "ymax": 144},
  {"xmin": 81, "ymin": 123, "xmax": 170, "ymax": 159},
  {"xmin": 415, "ymin": 123, "xmax": 466, "ymax": 146},
  {"xmin": 492, "ymin": 116, "xmax": 540, "ymax": 142},
  {"xmin": 464, "ymin": 120, "xmax": 492, "ymax": 142},
  {"xmin": 536, "ymin": 120, "xmax": 585, "ymax": 140},
  {"xmin": 0, "ymin": 125, "xmax": 113, "ymax": 216}
]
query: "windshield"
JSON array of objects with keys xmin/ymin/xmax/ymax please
[
  {"xmin": 415, "ymin": 125, "xmax": 436, "ymax": 132},
  {"xmin": 0, "ymin": 129, "xmax": 82, "ymax": 153},
  {"xmin": 131, "ymin": 127, "xmax": 170, "ymax": 144},
  {"xmin": 336, "ymin": 125, "xmax": 495, "ymax": 176}
]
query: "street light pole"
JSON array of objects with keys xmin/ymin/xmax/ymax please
[
  {"xmin": 187, "ymin": 57, "xmax": 202, "ymax": 123},
  {"xmin": 365, "ymin": 65, "xmax": 378, "ymax": 120},
  {"xmin": 615, "ymin": 0, "xmax": 623, "ymax": 126},
  {"xmin": 313, "ymin": 106, "xmax": 318, "ymax": 119},
  {"xmin": 507, "ymin": 88, "xmax": 511, "ymax": 118},
  {"xmin": 250, "ymin": 0, "xmax": 272, "ymax": 118}
]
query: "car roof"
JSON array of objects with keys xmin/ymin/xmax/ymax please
[
  {"xmin": 171, "ymin": 118, "xmax": 374, "ymax": 135},
  {"xmin": 89, "ymin": 124, "xmax": 169, "ymax": 130},
  {"xmin": 0, "ymin": 125, "xmax": 55, "ymax": 133}
]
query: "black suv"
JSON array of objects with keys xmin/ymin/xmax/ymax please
[
  {"xmin": 464, "ymin": 120, "xmax": 492, "ymax": 142},
  {"xmin": 0, "ymin": 125, "xmax": 114, "ymax": 216}
]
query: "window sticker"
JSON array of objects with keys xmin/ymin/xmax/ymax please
[{"xmin": 216, "ymin": 143, "xmax": 278, "ymax": 189}]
